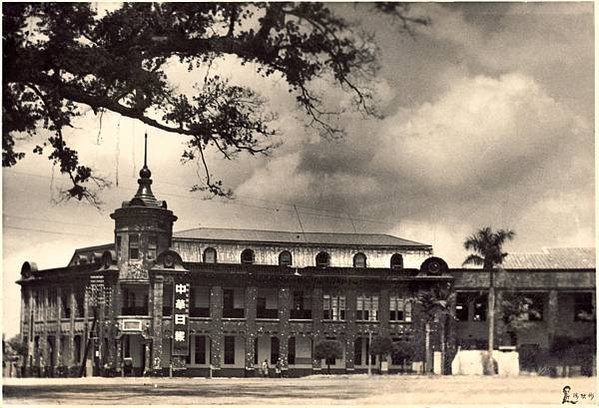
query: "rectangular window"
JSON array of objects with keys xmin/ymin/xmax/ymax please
[
  {"xmin": 357, "ymin": 295, "xmax": 379, "ymax": 321},
  {"xmin": 473, "ymin": 294, "xmax": 487, "ymax": 322},
  {"xmin": 121, "ymin": 285, "xmax": 149, "ymax": 316},
  {"xmin": 129, "ymin": 234, "xmax": 139, "ymax": 260},
  {"xmin": 288, "ymin": 337, "xmax": 296, "ymax": 365},
  {"xmin": 270, "ymin": 336, "xmax": 280, "ymax": 364},
  {"xmin": 223, "ymin": 289, "xmax": 234, "ymax": 310},
  {"xmin": 148, "ymin": 235, "xmax": 157, "ymax": 260},
  {"xmin": 75, "ymin": 291, "xmax": 85, "ymax": 318},
  {"xmin": 162, "ymin": 285, "xmax": 173, "ymax": 316},
  {"xmin": 190, "ymin": 286, "xmax": 210, "ymax": 317},
  {"xmin": 224, "ymin": 336, "xmax": 235, "ymax": 365},
  {"xmin": 574, "ymin": 293, "xmax": 595, "ymax": 322},
  {"xmin": 455, "ymin": 293, "xmax": 469, "ymax": 321},
  {"xmin": 389, "ymin": 296, "xmax": 412, "ymax": 322},
  {"xmin": 323, "ymin": 295, "xmax": 346, "ymax": 321},
  {"xmin": 354, "ymin": 337, "xmax": 362, "ymax": 366},
  {"xmin": 257, "ymin": 297, "xmax": 266, "ymax": 313},
  {"xmin": 194, "ymin": 336, "xmax": 206, "ymax": 364},
  {"xmin": 61, "ymin": 294, "xmax": 71, "ymax": 319},
  {"xmin": 525, "ymin": 293, "xmax": 544, "ymax": 321},
  {"xmin": 116, "ymin": 235, "xmax": 122, "ymax": 259},
  {"xmin": 48, "ymin": 288, "xmax": 57, "ymax": 320},
  {"xmin": 223, "ymin": 288, "xmax": 244, "ymax": 318},
  {"xmin": 293, "ymin": 291, "xmax": 304, "ymax": 311},
  {"xmin": 254, "ymin": 338, "xmax": 259, "ymax": 365},
  {"xmin": 291, "ymin": 291, "xmax": 312, "ymax": 319}
]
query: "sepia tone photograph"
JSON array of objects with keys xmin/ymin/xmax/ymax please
[{"xmin": 2, "ymin": 1, "xmax": 596, "ymax": 406}]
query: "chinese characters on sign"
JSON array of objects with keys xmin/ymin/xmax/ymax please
[{"xmin": 172, "ymin": 279, "xmax": 190, "ymax": 355}]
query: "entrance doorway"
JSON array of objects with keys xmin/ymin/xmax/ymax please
[{"xmin": 122, "ymin": 334, "xmax": 146, "ymax": 376}]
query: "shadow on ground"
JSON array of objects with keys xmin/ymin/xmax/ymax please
[{"xmin": 4, "ymin": 382, "xmax": 364, "ymax": 404}]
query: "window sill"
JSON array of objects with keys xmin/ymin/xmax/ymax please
[{"xmin": 356, "ymin": 320, "xmax": 380, "ymax": 323}]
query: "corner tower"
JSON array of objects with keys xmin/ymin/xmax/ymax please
[{"xmin": 110, "ymin": 134, "xmax": 178, "ymax": 276}]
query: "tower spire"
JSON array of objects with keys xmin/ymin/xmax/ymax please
[{"xmin": 144, "ymin": 132, "xmax": 148, "ymax": 168}]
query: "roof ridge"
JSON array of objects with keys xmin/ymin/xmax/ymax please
[{"xmin": 175, "ymin": 226, "xmax": 406, "ymax": 236}]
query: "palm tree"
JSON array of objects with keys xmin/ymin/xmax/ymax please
[
  {"xmin": 414, "ymin": 283, "xmax": 454, "ymax": 374},
  {"xmin": 463, "ymin": 227, "xmax": 515, "ymax": 375}
]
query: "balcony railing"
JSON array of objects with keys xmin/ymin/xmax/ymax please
[
  {"xmin": 121, "ymin": 306, "xmax": 149, "ymax": 316},
  {"xmin": 256, "ymin": 309, "xmax": 279, "ymax": 319},
  {"xmin": 190, "ymin": 307, "xmax": 210, "ymax": 318},
  {"xmin": 223, "ymin": 308, "xmax": 245, "ymax": 318},
  {"xmin": 290, "ymin": 309, "xmax": 312, "ymax": 320}
]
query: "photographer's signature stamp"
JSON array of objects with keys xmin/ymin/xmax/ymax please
[{"xmin": 563, "ymin": 385, "xmax": 595, "ymax": 404}]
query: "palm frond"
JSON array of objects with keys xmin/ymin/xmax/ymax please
[{"xmin": 463, "ymin": 254, "xmax": 484, "ymax": 266}]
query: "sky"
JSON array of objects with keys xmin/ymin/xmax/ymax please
[{"xmin": 2, "ymin": 2, "xmax": 595, "ymax": 337}]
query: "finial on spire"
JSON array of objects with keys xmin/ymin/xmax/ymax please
[
  {"xmin": 139, "ymin": 132, "xmax": 152, "ymax": 179},
  {"xmin": 144, "ymin": 132, "xmax": 148, "ymax": 168}
]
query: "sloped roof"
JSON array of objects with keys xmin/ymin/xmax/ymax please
[
  {"xmin": 502, "ymin": 247, "xmax": 595, "ymax": 270},
  {"xmin": 173, "ymin": 227, "xmax": 430, "ymax": 248}
]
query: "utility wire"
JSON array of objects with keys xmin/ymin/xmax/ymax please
[
  {"xmin": 4, "ymin": 168, "xmax": 437, "ymax": 230},
  {"xmin": 4, "ymin": 225, "xmax": 100, "ymax": 238}
]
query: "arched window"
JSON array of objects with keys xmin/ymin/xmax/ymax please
[
  {"xmin": 241, "ymin": 249, "xmax": 255, "ymax": 265},
  {"xmin": 279, "ymin": 251, "xmax": 292, "ymax": 267},
  {"xmin": 353, "ymin": 253, "xmax": 367, "ymax": 268},
  {"xmin": 203, "ymin": 247, "xmax": 217, "ymax": 264},
  {"xmin": 390, "ymin": 253, "xmax": 403, "ymax": 270},
  {"xmin": 315, "ymin": 252, "xmax": 330, "ymax": 268}
]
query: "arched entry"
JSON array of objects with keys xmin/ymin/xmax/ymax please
[{"xmin": 121, "ymin": 334, "xmax": 147, "ymax": 376}]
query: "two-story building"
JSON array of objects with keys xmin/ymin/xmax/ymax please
[{"xmin": 17, "ymin": 155, "xmax": 453, "ymax": 378}]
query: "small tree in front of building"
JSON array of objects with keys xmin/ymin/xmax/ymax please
[
  {"xmin": 413, "ymin": 283, "xmax": 455, "ymax": 374},
  {"xmin": 314, "ymin": 340, "xmax": 343, "ymax": 374},
  {"xmin": 370, "ymin": 336, "xmax": 394, "ymax": 372},
  {"xmin": 392, "ymin": 340, "xmax": 416, "ymax": 372},
  {"xmin": 497, "ymin": 291, "xmax": 542, "ymax": 345}
]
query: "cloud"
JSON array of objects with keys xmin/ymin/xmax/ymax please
[{"xmin": 236, "ymin": 71, "xmax": 593, "ymax": 264}]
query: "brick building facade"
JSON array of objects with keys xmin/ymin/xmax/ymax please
[
  {"xmin": 15, "ymin": 152, "xmax": 596, "ymax": 377},
  {"xmin": 17, "ymin": 159, "xmax": 454, "ymax": 378}
]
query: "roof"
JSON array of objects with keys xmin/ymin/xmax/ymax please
[
  {"xmin": 173, "ymin": 227, "xmax": 430, "ymax": 248},
  {"xmin": 501, "ymin": 247, "xmax": 595, "ymax": 270}
]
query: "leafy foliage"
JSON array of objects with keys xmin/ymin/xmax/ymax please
[
  {"xmin": 463, "ymin": 227, "xmax": 516, "ymax": 270},
  {"xmin": 3, "ymin": 2, "xmax": 428, "ymax": 203},
  {"xmin": 314, "ymin": 339, "xmax": 343, "ymax": 373},
  {"xmin": 413, "ymin": 282, "xmax": 455, "ymax": 324},
  {"xmin": 369, "ymin": 336, "xmax": 394, "ymax": 358},
  {"xmin": 392, "ymin": 339, "xmax": 416, "ymax": 361},
  {"xmin": 498, "ymin": 291, "xmax": 542, "ymax": 332},
  {"xmin": 3, "ymin": 336, "xmax": 27, "ymax": 363}
]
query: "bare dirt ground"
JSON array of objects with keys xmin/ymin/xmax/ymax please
[{"xmin": 3, "ymin": 375, "xmax": 597, "ymax": 406}]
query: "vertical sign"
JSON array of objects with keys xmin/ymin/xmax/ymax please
[{"xmin": 172, "ymin": 278, "xmax": 190, "ymax": 355}]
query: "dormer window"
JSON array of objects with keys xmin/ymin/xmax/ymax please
[
  {"xmin": 203, "ymin": 248, "xmax": 217, "ymax": 264},
  {"xmin": 279, "ymin": 251, "xmax": 292, "ymax": 267},
  {"xmin": 315, "ymin": 252, "xmax": 330, "ymax": 268},
  {"xmin": 353, "ymin": 253, "xmax": 367, "ymax": 268},
  {"xmin": 129, "ymin": 234, "xmax": 139, "ymax": 260},
  {"xmin": 390, "ymin": 253, "xmax": 403, "ymax": 270},
  {"xmin": 241, "ymin": 249, "xmax": 255, "ymax": 265}
]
